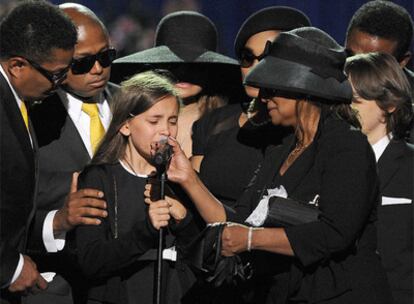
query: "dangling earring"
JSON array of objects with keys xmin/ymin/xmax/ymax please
[{"xmin": 246, "ymin": 98, "xmax": 270, "ymax": 127}]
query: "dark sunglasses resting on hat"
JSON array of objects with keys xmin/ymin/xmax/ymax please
[
  {"xmin": 24, "ymin": 57, "xmax": 70, "ymax": 89},
  {"xmin": 71, "ymin": 48, "xmax": 116, "ymax": 74}
]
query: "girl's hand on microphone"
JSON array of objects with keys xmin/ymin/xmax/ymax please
[
  {"xmin": 147, "ymin": 200, "xmax": 170, "ymax": 230},
  {"xmin": 144, "ymin": 185, "xmax": 187, "ymax": 224}
]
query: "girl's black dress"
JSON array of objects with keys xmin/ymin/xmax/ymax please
[{"xmin": 75, "ymin": 162, "xmax": 196, "ymax": 304}]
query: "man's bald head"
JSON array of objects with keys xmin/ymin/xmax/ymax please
[
  {"xmin": 59, "ymin": 3, "xmax": 113, "ymax": 99},
  {"xmin": 59, "ymin": 3, "xmax": 108, "ymax": 38}
]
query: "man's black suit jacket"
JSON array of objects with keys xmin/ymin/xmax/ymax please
[
  {"xmin": 0, "ymin": 73, "xmax": 38, "ymax": 295},
  {"xmin": 377, "ymin": 139, "xmax": 413, "ymax": 304},
  {"xmin": 29, "ymin": 84, "xmax": 118, "ymax": 237},
  {"xmin": 25, "ymin": 84, "xmax": 118, "ymax": 303}
]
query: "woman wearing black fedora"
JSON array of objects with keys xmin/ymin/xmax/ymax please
[
  {"xmin": 112, "ymin": 11, "xmax": 245, "ymax": 157},
  {"xmin": 148, "ymin": 27, "xmax": 393, "ymax": 303},
  {"xmin": 188, "ymin": 7, "xmax": 310, "ymax": 302}
]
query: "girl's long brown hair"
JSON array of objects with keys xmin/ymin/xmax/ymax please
[{"xmin": 91, "ymin": 71, "xmax": 179, "ymax": 165}]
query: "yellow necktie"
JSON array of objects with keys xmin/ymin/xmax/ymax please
[
  {"xmin": 20, "ymin": 101, "xmax": 29, "ymax": 130},
  {"xmin": 82, "ymin": 103, "xmax": 105, "ymax": 154}
]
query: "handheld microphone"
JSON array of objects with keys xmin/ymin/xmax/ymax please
[{"xmin": 152, "ymin": 138, "xmax": 172, "ymax": 170}]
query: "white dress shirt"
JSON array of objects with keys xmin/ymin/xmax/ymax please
[
  {"xmin": 59, "ymin": 89, "xmax": 111, "ymax": 158},
  {"xmin": 371, "ymin": 134, "xmax": 392, "ymax": 162}
]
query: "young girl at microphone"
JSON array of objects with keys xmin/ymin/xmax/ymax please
[{"xmin": 73, "ymin": 71, "xmax": 195, "ymax": 304}]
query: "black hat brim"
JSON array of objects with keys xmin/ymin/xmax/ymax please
[
  {"xmin": 113, "ymin": 45, "xmax": 239, "ymax": 65},
  {"xmin": 110, "ymin": 61, "xmax": 249, "ymax": 104},
  {"xmin": 110, "ymin": 46, "xmax": 244, "ymax": 99},
  {"xmin": 244, "ymin": 56, "xmax": 352, "ymax": 104}
]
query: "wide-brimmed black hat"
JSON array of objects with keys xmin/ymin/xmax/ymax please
[
  {"xmin": 245, "ymin": 27, "xmax": 352, "ymax": 104},
  {"xmin": 116, "ymin": 11, "xmax": 237, "ymax": 65},
  {"xmin": 111, "ymin": 11, "xmax": 243, "ymax": 98},
  {"xmin": 234, "ymin": 6, "xmax": 311, "ymax": 59}
]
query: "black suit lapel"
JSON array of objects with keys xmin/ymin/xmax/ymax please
[
  {"xmin": 0, "ymin": 74, "xmax": 34, "ymax": 162},
  {"xmin": 271, "ymin": 134, "xmax": 295, "ymax": 175},
  {"xmin": 23, "ymin": 120, "xmax": 39, "ymax": 251},
  {"xmin": 377, "ymin": 140, "xmax": 405, "ymax": 191},
  {"xmin": 255, "ymin": 137, "xmax": 294, "ymax": 197},
  {"xmin": 266, "ymin": 134, "xmax": 318, "ymax": 195},
  {"xmin": 1, "ymin": 73, "xmax": 37, "ymax": 253},
  {"xmin": 60, "ymin": 113, "xmax": 91, "ymax": 164},
  {"xmin": 31, "ymin": 92, "xmax": 91, "ymax": 165}
]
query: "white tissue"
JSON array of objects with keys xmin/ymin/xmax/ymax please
[
  {"xmin": 245, "ymin": 185, "xmax": 288, "ymax": 227},
  {"xmin": 40, "ymin": 272, "xmax": 56, "ymax": 283}
]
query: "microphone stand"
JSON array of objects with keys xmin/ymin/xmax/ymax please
[
  {"xmin": 155, "ymin": 164, "xmax": 166, "ymax": 304},
  {"xmin": 152, "ymin": 139, "xmax": 172, "ymax": 304}
]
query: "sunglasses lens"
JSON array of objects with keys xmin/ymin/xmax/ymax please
[
  {"xmin": 96, "ymin": 49, "xmax": 116, "ymax": 68},
  {"xmin": 239, "ymin": 49, "xmax": 255, "ymax": 68},
  {"xmin": 71, "ymin": 56, "xmax": 96, "ymax": 74},
  {"xmin": 71, "ymin": 49, "xmax": 116, "ymax": 75}
]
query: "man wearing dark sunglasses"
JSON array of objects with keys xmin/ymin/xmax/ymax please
[
  {"xmin": 26, "ymin": 3, "xmax": 117, "ymax": 304},
  {"xmin": 0, "ymin": 2, "xmax": 77, "ymax": 303},
  {"xmin": 24, "ymin": 57, "xmax": 70, "ymax": 92}
]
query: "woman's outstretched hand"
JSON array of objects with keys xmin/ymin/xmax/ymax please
[{"xmin": 149, "ymin": 137, "xmax": 226, "ymax": 224}]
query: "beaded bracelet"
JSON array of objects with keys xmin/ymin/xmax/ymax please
[{"xmin": 247, "ymin": 226, "xmax": 253, "ymax": 252}]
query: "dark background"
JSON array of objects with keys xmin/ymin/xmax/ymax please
[{"xmin": 1, "ymin": 0, "xmax": 413, "ymax": 67}]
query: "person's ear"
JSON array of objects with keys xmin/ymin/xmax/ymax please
[
  {"xmin": 119, "ymin": 122, "xmax": 131, "ymax": 136},
  {"xmin": 398, "ymin": 51, "xmax": 411, "ymax": 68},
  {"xmin": 7, "ymin": 57, "xmax": 28, "ymax": 78},
  {"xmin": 387, "ymin": 105, "xmax": 396, "ymax": 114}
]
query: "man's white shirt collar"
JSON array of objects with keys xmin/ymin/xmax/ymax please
[
  {"xmin": 59, "ymin": 89, "xmax": 112, "ymax": 157},
  {"xmin": 0, "ymin": 64, "xmax": 24, "ymax": 109},
  {"xmin": 372, "ymin": 134, "xmax": 392, "ymax": 162}
]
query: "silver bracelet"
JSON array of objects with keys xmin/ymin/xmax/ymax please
[{"xmin": 247, "ymin": 227, "xmax": 253, "ymax": 252}]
